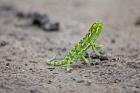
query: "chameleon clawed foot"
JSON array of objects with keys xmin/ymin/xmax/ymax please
[
  {"xmin": 81, "ymin": 56, "xmax": 88, "ymax": 64},
  {"xmin": 94, "ymin": 43, "xmax": 103, "ymax": 49},
  {"xmin": 66, "ymin": 66, "xmax": 73, "ymax": 72},
  {"xmin": 91, "ymin": 43, "xmax": 102, "ymax": 56}
]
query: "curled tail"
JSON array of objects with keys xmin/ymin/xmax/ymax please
[{"xmin": 47, "ymin": 60, "xmax": 66, "ymax": 66}]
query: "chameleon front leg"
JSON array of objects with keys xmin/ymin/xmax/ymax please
[
  {"xmin": 93, "ymin": 43, "xmax": 102, "ymax": 49},
  {"xmin": 91, "ymin": 42, "xmax": 101, "ymax": 56},
  {"xmin": 81, "ymin": 55, "xmax": 88, "ymax": 64},
  {"xmin": 78, "ymin": 52, "xmax": 89, "ymax": 64}
]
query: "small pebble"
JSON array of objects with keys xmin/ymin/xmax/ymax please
[
  {"xmin": 114, "ymin": 79, "xmax": 121, "ymax": 83},
  {"xmin": 85, "ymin": 52, "xmax": 89, "ymax": 58},
  {"xmin": 29, "ymin": 68, "xmax": 33, "ymax": 71},
  {"xmin": 30, "ymin": 89, "xmax": 40, "ymax": 93},
  {"xmin": 136, "ymin": 86, "xmax": 139, "ymax": 88},
  {"xmin": 99, "ymin": 56, "xmax": 108, "ymax": 61},
  {"xmin": 48, "ymin": 48, "xmax": 53, "ymax": 51},
  {"xmin": 6, "ymin": 58, "xmax": 12, "ymax": 61},
  {"xmin": 6, "ymin": 63, "xmax": 10, "ymax": 66},
  {"xmin": 76, "ymin": 80, "xmax": 84, "ymax": 83},
  {"xmin": 62, "ymin": 47, "xmax": 67, "ymax": 52},
  {"xmin": 135, "ymin": 17, "xmax": 140, "ymax": 26},
  {"xmin": 90, "ymin": 61, "xmax": 100, "ymax": 66},
  {"xmin": 90, "ymin": 54, "xmax": 99, "ymax": 59},
  {"xmin": 43, "ymin": 22, "xmax": 60, "ymax": 31},
  {"xmin": 47, "ymin": 80, "xmax": 52, "ymax": 84},
  {"xmin": 111, "ymin": 39, "xmax": 116, "ymax": 44},
  {"xmin": 71, "ymin": 77, "xmax": 76, "ymax": 81},
  {"xmin": 29, "ymin": 60, "xmax": 38, "ymax": 63},
  {"xmin": 48, "ymin": 67, "xmax": 55, "ymax": 71}
]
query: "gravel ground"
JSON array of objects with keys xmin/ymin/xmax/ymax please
[{"xmin": 0, "ymin": 0, "xmax": 140, "ymax": 93}]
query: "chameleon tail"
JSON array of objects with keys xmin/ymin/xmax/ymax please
[
  {"xmin": 47, "ymin": 60, "xmax": 72, "ymax": 71},
  {"xmin": 47, "ymin": 60, "xmax": 66, "ymax": 66}
]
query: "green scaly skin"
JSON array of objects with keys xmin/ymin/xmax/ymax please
[{"xmin": 47, "ymin": 21, "xmax": 103, "ymax": 71}]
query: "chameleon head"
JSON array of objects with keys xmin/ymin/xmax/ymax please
[{"xmin": 90, "ymin": 21, "xmax": 103, "ymax": 39}]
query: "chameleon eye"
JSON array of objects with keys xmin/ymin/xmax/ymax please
[
  {"xmin": 93, "ymin": 24, "xmax": 97, "ymax": 28},
  {"xmin": 98, "ymin": 23, "xmax": 102, "ymax": 27}
]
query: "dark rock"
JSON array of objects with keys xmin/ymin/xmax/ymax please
[
  {"xmin": 114, "ymin": 79, "xmax": 121, "ymax": 83},
  {"xmin": 5, "ymin": 58, "xmax": 12, "ymax": 61},
  {"xmin": 0, "ymin": 5, "xmax": 15, "ymax": 12},
  {"xmin": 48, "ymin": 48, "xmax": 53, "ymax": 51},
  {"xmin": 61, "ymin": 47, "xmax": 67, "ymax": 52},
  {"xmin": 0, "ymin": 5, "xmax": 60, "ymax": 31},
  {"xmin": 43, "ymin": 22, "xmax": 60, "ymax": 31},
  {"xmin": 30, "ymin": 12, "xmax": 49, "ymax": 26},
  {"xmin": 90, "ymin": 61, "xmax": 100, "ymax": 66},
  {"xmin": 111, "ymin": 39, "xmax": 116, "ymax": 44},
  {"xmin": 136, "ymin": 86, "xmax": 139, "ymax": 88},
  {"xmin": 16, "ymin": 11, "xmax": 25, "ymax": 18},
  {"xmin": 47, "ymin": 80, "xmax": 52, "ymax": 84},
  {"xmin": 135, "ymin": 17, "xmax": 140, "ymax": 26},
  {"xmin": 6, "ymin": 63, "xmax": 10, "ymax": 66},
  {"xmin": 0, "ymin": 41, "xmax": 8, "ymax": 47},
  {"xmin": 29, "ymin": 60, "xmax": 38, "ymax": 63},
  {"xmin": 90, "ymin": 52, "xmax": 109, "ymax": 61},
  {"xmin": 76, "ymin": 80, "xmax": 85, "ymax": 83},
  {"xmin": 30, "ymin": 89, "xmax": 41, "ymax": 93},
  {"xmin": 29, "ymin": 68, "xmax": 33, "ymax": 71},
  {"xmin": 16, "ymin": 12, "xmax": 60, "ymax": 31},
  {"xmin": 90, "ymin": 53, "xmax": 99, "ymax": 59},
  {"xmin": 48, "ymin": 67, "xmax": 55, "ymax": 71},
  {"xmin": 99, "ymin": 56, "xmax": 108, "ymax": 61},
  {"xmin": 71, "ymin": 77, "xmax": 76, "ymax": 81},
  {"xmin": 84, "ymin": 52, "xmax": 89, "ymax": 58}
]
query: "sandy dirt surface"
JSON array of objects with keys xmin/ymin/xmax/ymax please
[{"xmin": 0, "ymin": 0, "xmax": 140, "ymax": 93}]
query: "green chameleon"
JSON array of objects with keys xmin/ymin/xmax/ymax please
[{"xmin": 47, "ymin": 21, "xmax": 103, "ymax": 71}]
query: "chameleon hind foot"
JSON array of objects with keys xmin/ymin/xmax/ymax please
[
  {"xmin": 66, "ymin": 66, "xmax": 73, "ymax": 72},
  {"xmin": 63, "ymin": 64, "xmax": 73, "ymax": 72},
  {"xmin": 62, "ymin": 61, "xmax": 72, "ymax": 71}
]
